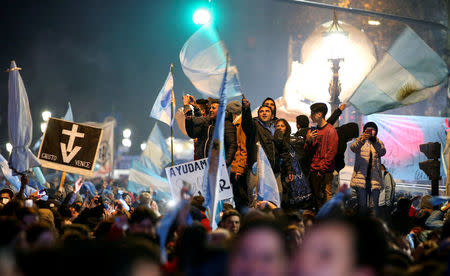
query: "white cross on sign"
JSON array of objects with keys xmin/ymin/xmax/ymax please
[{"xmin": 60, "ymin": 124, "xmax": 85, "ymax": 163}]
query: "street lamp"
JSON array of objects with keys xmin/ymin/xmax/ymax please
[
  {"xmin": 323, "ymin": 10, "xmax": 348, "ymax": 115},
  {"xmin": 6, "ymin": 143, "xmax": 12, "ymax": 154},
  {"xmin": 140, "ymin": 142, "xmax": 147, "ymax": 151},
  {"xmin": 40, "ymin": 122, "xmax": 48, "ymax": 133},
  {"xmin": 123, "ymin": 128, "xmax": 131, "ymax": 139},
  {"xmin": 42, "ymin": 110, "xmax": 52, "ymax": 122}
]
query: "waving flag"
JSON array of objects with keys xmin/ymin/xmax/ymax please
[
  {"xmin": 157, "ymin": 199, "xmax": 191, "ymax": 264},
  {"xmin": 350, "ymin": 26, "xmax": 448, "ymax": 115},
  {"xmin": 63, "ymin": 102, "xmax": 74, "ymax": 122},
  {"xmin": 8, "ymin": 61, "xmax": 40, "ymax": 173},
  {"xmin": 180, "ymin": 24, "xmax": 242, "ymax": 98},
  {"xmin": 202, "ymin": 56, "xmax": 231, "ymax": 229},
  {"xmin": 128, "ymin": 160, "xmax": 171, "ymax": 199},
  {"xmin": 256, "ymin": 142, "xmax": 280, "ymax": 207},
  {"xmin": 140, "ymin": 123, "xmax": 171, "ymax": 175},
  {"xmin": 0, "ymin": 153, "xmax": 21, "ymax": 191},
  {"xmin": 83, "ymin": 119, "xmax": 115, "ymax": 178},
  {"xmin": 150, "ymin": 69, "xmax": 175, "ymax": 126}
]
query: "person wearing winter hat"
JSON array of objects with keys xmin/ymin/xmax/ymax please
[{"xmin": 350, "ymin": 121, "xmax": 386, "ymax": 216}]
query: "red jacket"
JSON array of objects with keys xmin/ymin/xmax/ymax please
[{"xmin": 305, "ymin": 123, "xmax": 338, "ymax": 173}]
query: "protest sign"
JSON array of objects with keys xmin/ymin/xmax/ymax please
[
  {"xmin": 165, "ymin": 158, "xmax": 233, "ymax": 202},
  {"xmin": 38, "ymin": 118, "xmax": 103, "ymax": 176}
]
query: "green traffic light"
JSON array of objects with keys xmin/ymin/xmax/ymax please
[{"xmin": 193, "ymin": 8, "xmax": 211, "ymax": 25}]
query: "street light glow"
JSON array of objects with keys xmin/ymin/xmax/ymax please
[
  {"xmin": 122, "ymin": 138, "xmax": 132, "ymax": 148},
  {"xmin": 140, "ymin": 142, "xmax": 147, "ymax": 151},
  {"xmin": 6, "ymin": 143, "xmax": 12, "ymax": 153},
  {"xmin": 193, "ymin": 8, "xmax": 211, "ymax": 25},
  {"xmin": 123, "ymin": 128, "xmax": 131, "ymax": 138},
  {"xmin": 40, "ymin": 122, "xmax": 48, "ymax": 133},
  {"xmin": 368, "ymin": 20, "xmax": 381, "ymax": 26},
  {"xmin": 42, "ymin": 111, "xmax": 52, "ymax": 122}
]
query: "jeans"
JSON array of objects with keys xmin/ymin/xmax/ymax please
[{"xmin": 356, "ymin": 187, "xmax": 380, "ymax": 216}]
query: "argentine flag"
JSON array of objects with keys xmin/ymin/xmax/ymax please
[
  {"xmin": 350, "ymin": 26, "xmax": 448, "ymax": 115},
  {"xmin": 256, "ymin": 142, "xmax": 280, "ymax": 208},
  {"xmin": 140, "ymin": 123, "xmax": 171, "ymax": 175},
  {"xmin": 202, "ymin": 55, "xmax": 231, "ymax": 229},
  {"xmin": 127, "ymin": 160, "xmax": 171, "ymax": 200},
  {"xmin": 180, "ymin": 24, "xmax": 242, "ymax": 99},
  {"xmin": 150, "ymin": 70, "xmax": 175, "ymax": 126}
]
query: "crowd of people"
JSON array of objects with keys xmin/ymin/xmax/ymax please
[{"xmin": 0, "ymin": 95, "xmax": 449, "ymax": 275}]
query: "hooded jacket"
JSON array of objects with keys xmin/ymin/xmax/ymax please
[{"xmin": 241, "ymin": 104, "xmax": 292, "ymax": 174}]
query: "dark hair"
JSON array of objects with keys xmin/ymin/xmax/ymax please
[
  {"xmin": 26, "ymin": 222, "xmax": 54, "ymax": 244},
  {"xmin": 233, "ymin": 215, "xmax": 288, "ymax": 255},
  {"xmin": 221, "ymin": 210, "xmax": 241, "ymax": 224},
  {"xmin": 310, "ymin": 103, "xmax": 328, "ymax": 117},
  {"xmin": 197, "ymin": 98, "xmax": 209, "ymax": 114},
  {"xmin": 257, "ymin": 105, "xmax": 273, "ymax": 116},
  {"xmin": 262, "ymin": 97, "xmax": 277, "ymax": 117},
  {"xmin": 0, "ymin": 188, "xmax": 14, "ymax": 199},
  {"xmin": 129, "ymin": 206, "xmax": 158, "ymax": 225},
  {"xmin": 275, "ymin": 118, "xmax": 292, "ymax": 142},
  {"xmin": 208, "ymin": 98, "xmax": 220, "ymax": 106},
  {"xmin": 313, "ymin": 216, "xmax": 388, "ymax": 275},
  {"xmin": 296, "ymin": 115, "xmax": 309, "ymax": 128},
  {"xmin": 363, "ymin": 122, "xmax": 378, "ymax": 136}
]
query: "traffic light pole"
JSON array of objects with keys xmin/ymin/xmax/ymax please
[{"xmin": 431, "ymin": 179, "xmax": 439, "ymax": 196}]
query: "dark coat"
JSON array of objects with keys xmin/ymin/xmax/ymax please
[
  {"xmin": 185, "ymin": 115, "xmax": 237, "ymax": 166},
  {"xmin": 241, "ymin": 105, "xmax": 292, "ymax": 174}
]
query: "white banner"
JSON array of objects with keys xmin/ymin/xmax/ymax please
[
  {"xmin": 165, "ymin": 158, "xmax": 233, "ymax": 202},
  {"xmin": 85, "ymin": 120, "xmax": 115, "ymax": 178}
]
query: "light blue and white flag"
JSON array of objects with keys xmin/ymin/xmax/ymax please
[
  {"xmin": 157, "ymin": 199, "xmax": 191, "ymax": 264},
  {"xmin": 32, "ymin": 167, "xmax": 47, "ymax": 188},
  {"xmin": 82, "ymin": 181, "xmax": 97, "ymax": 197},
  {"xmin": 202, "ymin": 55, "xmax": 230, "ymax": 230},
  {"xmin": 128, "ymin": 160, "xmax": 172, "ymax": 199},
  {"xmin": 140, "ymin": 123, "xmax": 171, "ymax": 175},
  {"xmin": 256, "ymin": 142, "xmax": 280, "ymax": 207},
  {"xmin": 150, "ymin": 70, "xmax": 175, "ymax": 126},
  {"xmin": 8, "ymin": 61, "xmax": 40, "ymax": 173},
  {"xmin": 63, "ymin": 102, "xmax": 74, "ymax": 122},
  {"xmin": 0, "ymin": 153, "xmax": 21, "ymax": 191},
  {"xmin": 350, "ymin": 26, "xmax": 448, "ymax": 115},
  {"xmin": 180, "ymin": 24, "xmax": 242, "ymax": 98}
]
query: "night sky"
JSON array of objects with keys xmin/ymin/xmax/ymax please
[
  {"xmin": 0, "ymin": 0, "xmax": 447, "ymax": 157},
  {"xmin": 0, "ymin": 0, "xmax": 290, "ymax": 155}
]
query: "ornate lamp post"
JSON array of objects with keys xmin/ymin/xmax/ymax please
[{"xmin": 323, "ymin": 10, "xmax": 348, "ymax": 117}]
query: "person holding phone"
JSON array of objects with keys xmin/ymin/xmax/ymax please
[
  {"xmin": 304, "ymin": 103, "xmax": 338, "ymax": 210},
  {"xmin": 350, "ymin": 122, "xmax": 386, "ymax": 216}
]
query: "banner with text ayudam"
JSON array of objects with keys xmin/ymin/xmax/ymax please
[
  {"xmin": 38, "ymin": 118, "xmax": 103, "ymax": 176},
  {"xmin": 165, "ymin": 158, "xmax": 233, "ymax": 202}
]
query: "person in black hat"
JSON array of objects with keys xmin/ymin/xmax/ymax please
[{"xmin": 350, "ymin": 121, "xmax": 386, "ymax": 216}]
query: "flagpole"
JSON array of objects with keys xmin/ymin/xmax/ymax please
[
  {"xmin": 170, "ymin": 63, "xmax": 174, "ymax": 167},
  {"xmin": 59, "ymin": 171, "xmax": 66, "ymax": 192}
]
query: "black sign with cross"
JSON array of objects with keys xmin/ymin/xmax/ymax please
[{"xmin": 38, "ymin": 118, "xmax": 103, "ymax": 176}]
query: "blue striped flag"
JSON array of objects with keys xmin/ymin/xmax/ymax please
[
  {"xmin": 202, "ymin": 55, "xmax": 230, "ymax": 230},
  {"xmin": 140, "ymin": 123, "xmax": 171, "ymax": 175},
  {"xmin": 350, "ymin": 26, "xmax": 448, "ymax": 115},
  {"xmin": 127, "ymin": 160, "xmax": 171, "ymax": 200},
  {"xmin": 256, "ymin": 142, "xmax": 280, "ymax": 207},
  {"xmin": 150, "ymin": 70, "xmax": 175, "ymax": 126},
  {"xmin": 180, "ymin": 24, "xmax": 242, "ymax": 99}
]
